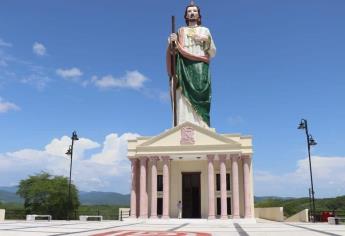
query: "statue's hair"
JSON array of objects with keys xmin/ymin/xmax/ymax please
[{"xmin": 184, "ymin": 4, "xmax": 202, "ymax": 26}]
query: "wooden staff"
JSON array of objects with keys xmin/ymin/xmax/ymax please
[{"xmin": 170, "ymin": 15, "xmax": 177, "ymax": 127}]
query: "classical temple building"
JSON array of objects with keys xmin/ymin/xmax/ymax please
[{"xmin": 127, "ymin": 122, "xmax": 254, "ymax": 219}]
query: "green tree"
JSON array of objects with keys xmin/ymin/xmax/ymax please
[{"xmin": 17, "ymin": 172, "xmax": 79, "ymax": 220}]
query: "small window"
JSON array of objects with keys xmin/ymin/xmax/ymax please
[
  {"xmin": 227, "ymin": 197, "xmax": 231, "ymax": 215},
  {"xmin": 216, "ymin": 174, "xmax": 220, "ymax": 191},
  {"xmin": 216, "ymin": 173, "xmax": 231, "ymax": 191},
  {"xmin": 217, "ymin": 197, "xmax": 231, "ymax": 216},
  {"xmin": 226, "ymin": 173, "xmax": 231, "ymax": 191},
  {"xmin": 216, "ymin": 197, "xmax": 221, "ymax": 215},
  {"xmin": 157, "ymin": 175, "xmax": 163, "ymax": 191},
  {"xmin": 157, "ymin": 198, "xmax": 163, "ymax": 215}
]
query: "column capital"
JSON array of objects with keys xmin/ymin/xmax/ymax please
[
  {"xmin": 230, "ymin": 154, "xmax": 240, "ymax": 161},
  {"xmin": 161, "ymin": 156, "xmax": 170, "ymax": 162},
  {"xmin": 130, "ymin": 158, "xmax": 138, "ymax": 164},
  {"xmin": 207, "ymin": 154, "xmax": 215, "ymax": 161},
  {"xmin": 150, "ymin": 156, "xmax": 159, "ymax": 163},
  {"xmin": 218, "ymin": 154, "xmax": 227, "ymax": 161},
  {"xmin": 241, "ymin": 155, "xmax": 251, "ymax": 161},
  {"xmin": 140, "ymin": 156, "xmax": 148, "ymax": 161}
]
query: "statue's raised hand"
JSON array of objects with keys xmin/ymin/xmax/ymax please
[{"xmin": 169, "ymin": 33, "xmax": 178, "ymax": 44}]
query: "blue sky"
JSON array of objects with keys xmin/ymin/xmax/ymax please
[{"xmin": 0, "ymin": 0, "xmax": 345, "ymax": 197}]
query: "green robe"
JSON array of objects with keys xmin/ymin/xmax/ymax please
[{"xmin": 176, "ymin": 52, "xmax": 211, "ymax": 126}]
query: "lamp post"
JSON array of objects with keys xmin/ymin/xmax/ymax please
[
  {"xmin": 298, "ymin": 119, "xmax": 317, "ymax": 222},
  {"xmin": 65, "ymin": 131, "xmax": 79, "ymax": 220},
  {"xmin": 308, "ymin": 188, "xmax": 313, "ymax": 222}
]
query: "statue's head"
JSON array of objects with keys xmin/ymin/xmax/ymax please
[{"xmin": 184, "ymin": 3, "xmax": 202, "ymax": 26}]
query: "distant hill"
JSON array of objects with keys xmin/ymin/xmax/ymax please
[
  {"xmin": 0, "ymin": 190, "xmax": 23, "ymax": 204},
  {"xmin": 0, "ymin": 190, "xmax": 283, "ymax": 205},
  {"xmin": 1, "ymin": 185, "xmax": 344, "ymax": 214},
  {"xmin": 255, "ymin": 195, "xmax": 345, "ymax": 217},
  {"xmin": 0, "ymin": 186, "xmax": 18, "ymax": 193},
  {"xmin": 254, "ymin": 196, "xmax": 295, "ymax": 203},
  {"xmin": 79, "ymin": 191, "xmax": 130, "ymax": 205},
  {"xmin": 0, "ymin": 186, "xmax": 130, "ymax": 205}
]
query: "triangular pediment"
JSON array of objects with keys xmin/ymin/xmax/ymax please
[{"xmin": 139, "ymin": 122, "xmax": 241, "ymax": 148}]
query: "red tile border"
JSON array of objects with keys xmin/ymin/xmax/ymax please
[{"xmin": 91, "ymin": 230, "xmax": 211, "ymax": 236}]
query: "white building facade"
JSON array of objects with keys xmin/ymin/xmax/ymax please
[{"xmin": 127, "ymin": 122, "xmax": 254, "ymax": 220}]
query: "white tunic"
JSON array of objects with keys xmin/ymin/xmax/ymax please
[{"xmin": 175, "ymin": 26, "xmax": 216, "ymax": 128}]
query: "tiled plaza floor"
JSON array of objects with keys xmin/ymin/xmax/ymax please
[{"xmin": 0, "ymin": 219, "xmax": 344, "ymax": 236}]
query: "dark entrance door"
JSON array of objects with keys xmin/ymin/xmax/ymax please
[
  {"xmin": 182, "ymin": 172, "xmax": 201, "ymax": 218},
  {"xmin": 157, "ymin": 198, "xmax": 163, "ymax": 216}
]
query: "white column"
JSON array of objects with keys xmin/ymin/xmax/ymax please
[
  {"xmin": 139, "ymin": 157, "xmax": 148, "ymax": 218},
  {"xmin": 231, "ymin": 155, "xmax": 240, "ymax": 219},
  {"xmin": 219, "ymin": 154, "xmax": 228, "ymax": 219},
  {"xmin": 162, "ymin": 156, "xmax": 170, "ymax": 219},
  {"xmin": 207, "ymin": 154, "xmax": 215, "ymax": 220},
  {"xmin": 130, "ymin": 158, "xmax": 138, "ymax": 218},
  {"xmin": 243, "ymin": 155, "xmax": 252, "ymax": 218},
  {"xmin": 150, "ymin": 156, "xmax": 158, "ymax": 219}
]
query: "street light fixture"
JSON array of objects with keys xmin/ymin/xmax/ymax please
[
  {"xmin": 309, "ymin": 135, "xmax": 317, "ymax": 146},
  {"xmin": 65, "ymin": 146, "xmax": 72, "ymax": 155},
  {"xmin": 298, "ymin": 119, "xmax": 317, "ymax": 222},
  {"xmin": 298, "ymin": 121, "xmax": 306, "ymax": 130},
  {"xmin": 65, "ymin": 131, "xmax": 79, "ymax": 220}
]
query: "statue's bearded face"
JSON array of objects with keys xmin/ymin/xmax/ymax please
[{"xmin": 186, "ymin": 6, "xmax": 199, "ymax": 21}]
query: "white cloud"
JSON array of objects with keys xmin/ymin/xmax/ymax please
[
  {"xmin": 0, "ymin": 44, "xmax": 50, "ymax": 89},
  {"xmin": 91, "ymin": 70, "xmax": 148, "ymax": 90},
  {"xmin": 56, "ymin": 67, "xmax": 83, "ymax": 79},
  {"xmin": 255, "ymin": 156, "xmax": 345, "ymax": 197},
  {"xmin": 0, "ymin": 38, "xmax": 12, "ymax": 47},
  {"xmin": 45, "ymin": 136, "xmax": 100, "ymax": 158},
  {"xmin": 32, "ymin": 42, "xmax": 46, "ymax": 56},
  {"xmin": 0, "ymin": 97, "xmax": 20, "ymax": 113},
  {"xmin": 0, "ymin": 132, "xmax": 139, "ymax": 192},
  {"xmin": 90, "ymin": 133, "xmax": 138, "ymax": 176},
  {"xmin": 20, "ymin": 73, "xmax": 50, "ymax": 90}
]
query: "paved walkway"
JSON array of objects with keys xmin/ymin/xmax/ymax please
[{"xmin": 0, "ymin": 219, "xmax": 344, "ymax": 236}]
